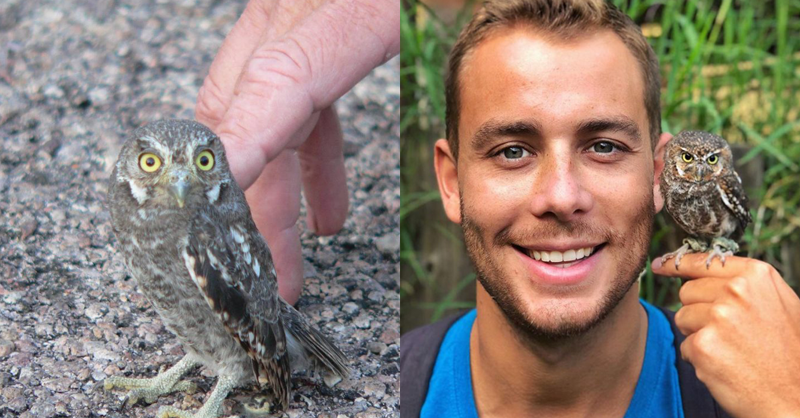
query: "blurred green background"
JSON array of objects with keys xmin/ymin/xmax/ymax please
[{"xmin": 400, "ymin": 0, "xmax": 800, "ymax": 333}]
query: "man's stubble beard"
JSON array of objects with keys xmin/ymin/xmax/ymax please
[{"xmin": 461, "ymin": 194, "xmax": 654, "ymax": 344}]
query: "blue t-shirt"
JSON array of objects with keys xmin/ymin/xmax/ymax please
[{"xmin": 421, "ymin": 300, "xmax": 684, "ymax": 418}]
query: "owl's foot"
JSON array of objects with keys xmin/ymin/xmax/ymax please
[
  {"xmin": 661, "ymin": 238, "xmax": 709, "ymax": 269},
  {"xmin": 156, "ymin": 375, "xmax": 238, "ymax": 418},
  {"xmin": 705, "ymin": 237, "xmax": 740, "ymax": 268},
  {"xmin": 105, "ymin": 355, "xmax": 198, "ymax": 407}
]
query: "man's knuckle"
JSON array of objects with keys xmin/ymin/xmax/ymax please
[
  {"xmin": 329, "ymin": 0, "xmax": 389, "ymax": 54},
  {"xmin": 196, "ymin": 78, "xmax": 228, "ymax": 124},
  {"xmin": 725, "ymin": 277, "xmax": 749, "ymax": 300},
  {"xmin": 678, "ymin": 282, "xmax": 692, "ymax": 303},
  {"xmin": 674, "ymin": 307, "xmax": 686, "ymax": 324},
  {"xmin": 748, "ymin": 259, "xmax": 771, "ymax": 277},
  {"xmin": 692, "ymin": 329, "xmax": 714, "ymax": 358},
  {"xmin": 709, "ymin": 304, "xmax": 730, "ymax": 323},
  {"xmin": 246, "ymin": 40, "xmax": 312, "ymax": 90}
]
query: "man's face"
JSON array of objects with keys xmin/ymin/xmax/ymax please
[{"xmin": 440, "ymin": 28, "xmax": 659, "ymax": 339}]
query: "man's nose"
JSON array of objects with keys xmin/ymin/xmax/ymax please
[{"xmin": 529, "ymin": 153, "xmax": 593, "ymax": 221}]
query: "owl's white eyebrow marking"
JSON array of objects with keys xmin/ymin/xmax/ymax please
[
  {"xmin": 128, "ymin": 179, "xmax": 149, "ymax": 204},
  {"xmin": 702, "ymin": 149, "xmax": 723, "ymax": 160},
  {"xmin": 192, "ymin": 131, "xmax": 211, "ymax": 145},
  {"xmin": 139, "ymin": 135, "xmax": 170, "ymax": 158},
  {"xmin": 186, "ymin": 141, "xmax": 197, "ymax": 165}
]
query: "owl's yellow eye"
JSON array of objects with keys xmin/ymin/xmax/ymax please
[
  {"xmin": 139, "ymin": 153, "xmax": 162, "ymax": 172},
  {"xmin": 681, "ymin": 152, "xmax": 694, "ymax": 163},
  {"xmin": 707, "ymin": 154, "xmax": 719, "ymax": 165},
  {"xmin": 196, "ymin": 150, "xmax": 215, "ymax": 171}
]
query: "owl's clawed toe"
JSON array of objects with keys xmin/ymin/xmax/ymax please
[
  {"xmin": 660, "ymin": 243, "xmax": 691, "ymax": 269},
  {"xmin": 110, "ymin": 377, "xmax": 197, "ymax": 408},
  {"xmin": 660, "ymin": 237, "xmax": 715, "ymax": 269},
  {"xmin": 156, "ymin": 375, "xmax": 237, "ymax": 418},
  {"xmin": 705, "ymin": 237, "xmax": 740, "ymax": 268},
  {"xmin": 105, "ymin": 356, "xmax": 199, "ymax": 410},
  {"xmin": 704, "ymin": 249, "xmax": 734, "ymax": 269}
]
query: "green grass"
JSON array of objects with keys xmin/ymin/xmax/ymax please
[{"xmin": 401, "ymin": 0, "xmax": 800, "ymax": 330}]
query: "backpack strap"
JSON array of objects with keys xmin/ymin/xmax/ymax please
[
  {"xmin": 658, "ymin": 307, "xmax": 733, "ymax": 418},
  {"xmin": 400, "ymin": 312, "xmax": 468, "ymax": 418}
]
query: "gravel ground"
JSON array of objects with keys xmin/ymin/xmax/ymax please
[{"xmin": 0, "ymin": 1, "xmax": 399, "ymax": 417}]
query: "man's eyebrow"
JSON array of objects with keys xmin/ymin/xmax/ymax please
[
  {"xmin": 470, "ymin": 119, "xmax": 542, "ymax": 150},
  {"xmin": 576, "ymin": 117, "xmax": 642, "ymax": 143}
]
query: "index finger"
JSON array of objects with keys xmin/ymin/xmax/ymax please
[
  {"xmin": 652, "ymin": 253, "xmax": 749, "ymax": 280},
  {"xmin": 216, "ymin": 0, "xmax": 399, "ymax": 189}
]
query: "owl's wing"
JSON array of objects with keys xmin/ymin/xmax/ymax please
[
  {"xmin": 181, "ymin": 211, "xmax": 291, "ymax": 406},
  {"xmin": 717, "ymin": 172, "xmax": 752, "ymax": 229}
]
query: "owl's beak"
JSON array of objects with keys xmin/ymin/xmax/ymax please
[
  {"xmin": 695, "ymin": 166, "xmax": 704, "ymax": 181},
  {"xmin": 169, "ymin": 171, "xmax": 190, "ymax": 208}
]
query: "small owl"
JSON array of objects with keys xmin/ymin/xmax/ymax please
[
  {"xmin": 105, "ymin": 120, "xmax": 348, "ymax": 418},
  {"xmin": 660, "ymin": 130, "xmax": 751, "ymax": 268}
]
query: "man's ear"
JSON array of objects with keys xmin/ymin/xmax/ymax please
[
  {"xmin": 653, "ymin": 132, "xmax": 672, "ymax": 213},
  {"xmin": 434, "ymin": 139, "xmax": 462, "ymax": 224}
]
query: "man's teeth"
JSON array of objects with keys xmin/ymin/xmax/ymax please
[{"xmin": 531, "ymin": 247, "xmax": 594, "ymax": 263}]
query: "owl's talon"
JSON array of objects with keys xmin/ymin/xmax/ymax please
[
  {"xmin": 705, "ymin": 237, "xmax": 740, "ymax": 268},
  {"xmin": 705, "ymin": 249, "xmax": 734, "ymax": 269},
  {"xmin": 104, "ymin": 356, "xmax": 198, "ymax": 408},
  {"xmin": 660, "ymin": 243, "xmax": 691, "ymax": 269},
  {"xmin": 173, "ymin": 380, "xmax": 198, "ymax": 394},
  {"xmin": 155, "ymin": 375, "xmax": 236, "ymax": 418}
]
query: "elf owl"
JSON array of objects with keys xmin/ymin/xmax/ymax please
[
  {"xmin": 660, "ymin": 130, "xmax": 751, "ymax": 269},
  {"xmin": 105, "ymin": 119, "xmax": 349, "ymax": 418}
]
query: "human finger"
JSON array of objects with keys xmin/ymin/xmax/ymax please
[
  {"xmin": 299, "ymin": 106, "xmax": 348, "ymax": 235},
  {"xmin": 245, "ymin": 149, "xmax": 304, "ymax": 304},
  {"xmin": 674, "ymin": 303, "xmax": 713, "ymax": 336},
  {"xmin": 651, "ymin": 253, "xmax": 749, "ymax": 280},
  {"xmin": 216, "ymin": 0, "xmax": 399, "ymax": 190},
  {"xmin": 678, "ymin": 277, "xmax": 728, "ymax": 305},
  {"xmin": 195, "ymin": 0, "xmax": 272, "ymax": 130}
]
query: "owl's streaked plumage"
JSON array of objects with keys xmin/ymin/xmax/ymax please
[
  {"xmin": 106, "ymin": 119, "xmax": 348, "ymax": 418},
  {"xmin": 660, "ymin": 130, "xmax": 752, "ymax": 268}
]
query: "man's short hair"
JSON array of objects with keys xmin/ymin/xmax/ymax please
[{"xmin": 445, "ymin": 0, "xmax": 661, "ymax": 159}]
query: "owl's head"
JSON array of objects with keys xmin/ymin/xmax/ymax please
[
  {"xmin": 666, "ymin": 130, "xmax": 733, "ymax": 183},
  {"xmin": 114, "ymin": 119, "xmax": 232, "ymax": 209}
]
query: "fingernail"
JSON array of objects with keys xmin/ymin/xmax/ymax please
[{"xmin": 651, "ymin": 258, "xmax": 663, "ymax": 269}]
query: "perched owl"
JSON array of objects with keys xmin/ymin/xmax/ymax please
[
  {"xmin": 105, "ymin": 119, "xmax": 349, "ymax": 418},
  {"xmin": 660, "ymin": 130, "xmax": 751, "ymax": 268}
]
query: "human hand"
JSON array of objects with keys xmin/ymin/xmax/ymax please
[
  {"xmin": 652, "ymin": 254, "xmax": 800, "ymax": 418},
  {"xmin": 195, "ymin": 0, "xmax": 400, "ymax": 304}
]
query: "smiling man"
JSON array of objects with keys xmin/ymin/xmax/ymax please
[{"xmin": 400, "ymin": 1, "xmax": 800, "ymax": 418}]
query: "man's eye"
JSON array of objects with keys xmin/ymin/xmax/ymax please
[
  {"xmin": 592, "ymin": 141, "xmax": 616, "ymax": 154},
  {"xmin": 502, "ymin": 146, "xmax": 528, "ymax": 159}
]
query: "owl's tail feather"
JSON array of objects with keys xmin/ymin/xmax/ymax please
[
  {"xmin": 283, "ymin": 304, "xmax": 350, "ymax": 378},
  {"xmin": 253, "ymin": 354, "xmax": 291, "ymax": 409}
]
